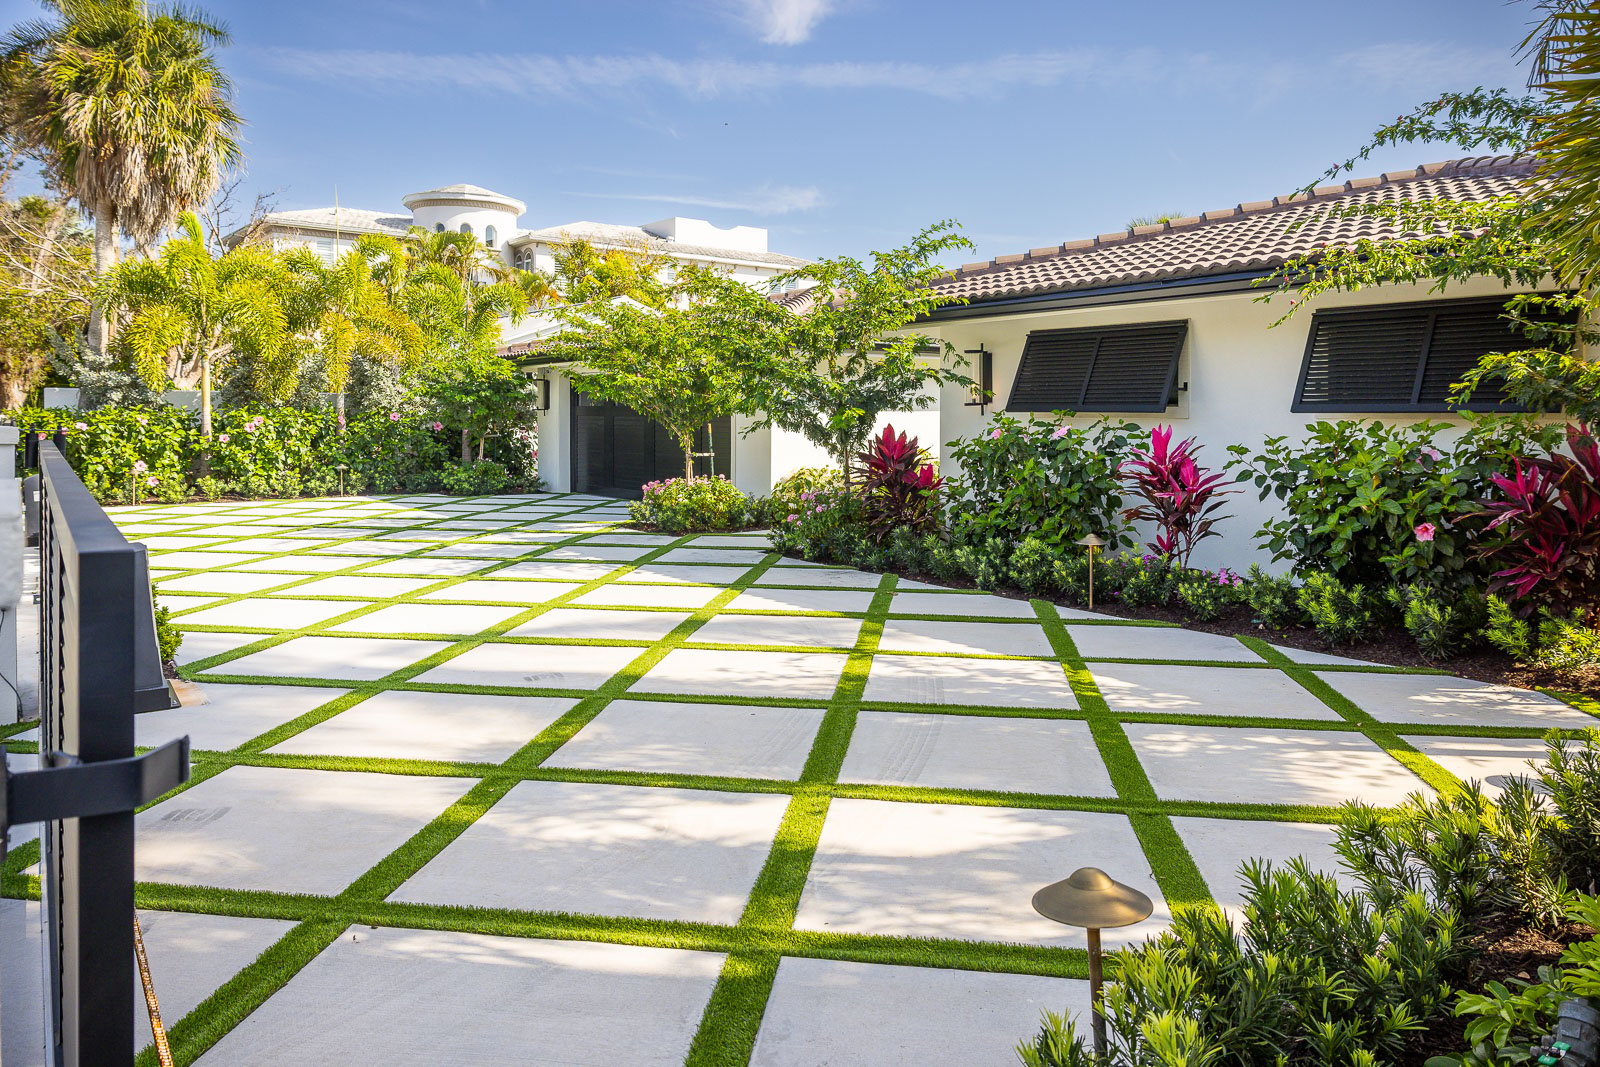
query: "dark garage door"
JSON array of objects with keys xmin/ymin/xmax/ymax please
[{"xmin": 570, "ymin": 388, "xmax": 733, "ymax": 498}]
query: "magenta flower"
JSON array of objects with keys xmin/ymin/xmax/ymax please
[
  {"xmin": 787, "ymin": 513, "xmax": 799, "ymax": 522},
  {"xmin": 132, "ymin": 460, "xmax": 147, "ymax": 473},
  {"xmin": 988, "ymin": 428, "xmax": 1003, "ymax": 440},
  {"xmin": 217, "ymin": 433, "xmax": 231, "ymax": 443},
  {"xmin": 432, "ymin": 421, "xmax": 443, "ymax": 431},
  {"xmin": 389, "ymin": 412, "xmax": 402, "ymax": 422},
  {"xmin": 1420, "ymin": 446, "xmax": 1442, "ymax": 462},
  {"xmin": 1050, "ymin": 425, "xmax": 1070, "ymax": 439},
  {"xmin": 1414, "ymin": 523, "xmax": 1436, "ymax": 542}
]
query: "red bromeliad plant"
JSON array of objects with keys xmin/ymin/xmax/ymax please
[
  {"xmin": 855, "ymin": 424, "xmax": 943, "ymax": 541},
  {"xmin": 1119, "ymin": 425, "xmax": 1236, "ymax": 569},
  {"xmin": 1473, "ymin": 423, "xmax": 1600, "ymax": 617}
]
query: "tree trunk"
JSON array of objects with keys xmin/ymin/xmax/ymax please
[
  {"xmin": 88, "ymin": 198, "xmax": 120, "ymax": 354},
  {"xmin": 334, "ymin": 391, "xmax": 346, "ymax": 424},
  {"xmin": 199, "ymin": 357, "xmax": 213, "ymax": 437},
  {"xmin": 460, "ymin": 427, "xmax": 471, "ymax": 466},
  {"xmin": 681, "ymin": 432, "xmax": 695, "ymax": 482}
]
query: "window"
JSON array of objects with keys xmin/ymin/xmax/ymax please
[
  {"xmin": 484, "ymin": 225, "xmax": 497, "ymax": 248},
  {"xmin": 1006, "ymin": 321, "xmax": 1186, "ymax": 413},
  {"xmin": 434, "ymin": 222, "xmax": 445, "ymax": 233},
  {"xmin": 1292, "ymin": 296, "xmax": 1553, "ymax": 412},
  {"xmin": 459, "ymin": 223, "xmax": 473, "ymax": 236}
]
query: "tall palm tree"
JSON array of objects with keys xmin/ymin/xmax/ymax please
[
  {"xmin": 1, "ymin": 0, "xmax": 243, "ymax": 352},
  {"xmin": 284, "ymin": 248, "xmax": 424, "ymax": 418},
  {"xmin": 101, "ymin": 212, "xmax": 285, "ymax": 436}
]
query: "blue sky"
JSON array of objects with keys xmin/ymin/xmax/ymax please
[{"xmin": 3, "ymin": 0, "xmax": 1532, "ymax": 263}]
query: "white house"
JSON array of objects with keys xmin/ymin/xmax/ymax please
[{"xmin": 920, "ymin": 154, "xmax": 1543, "ymax": 572}]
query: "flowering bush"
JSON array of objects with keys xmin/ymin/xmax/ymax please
[
  {"xmin": 630, "ymin": 475, "xmax": 753, "ymax": 533},
  {"xmin": 1227, "ymin": 417, "xmax": 1561, "ymax": 592},
  {"xmin": 760, "ymin": 466, "xmax": 844, "ymax": 525},
  {"xmin": 855, "ymin": 424, "xmax": 943, "ymax": 541},
  {"xmin": 766, "ymin": 486, "xmax": 866, "ymax": 562},
  {"xmin": 947, "ymin": 415, "xmax": 1137, "ymax": 550},
  {"xmin": 1471, "ymin": 423, "xmax": 1600, "ymax": 617},
  {"xmin": 1119, "ymin": 425, "xmax": 1235, "ymax": 568}
]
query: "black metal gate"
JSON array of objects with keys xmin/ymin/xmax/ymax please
[
  {"xmin": 2, "ymin": 442, "xmax": 188, "ymax": 1067},
  {"xmin": 570, "ymin": 388, "xmax": 732, "ymax": 498}
]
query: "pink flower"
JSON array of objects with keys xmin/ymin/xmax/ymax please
[
  {"xmin": 814, "ymin": 505, "xmax": 824, "ymax": 513},
  {"xmin": 132, "ymin": 460, "xmax": 147, "ymax": 473},
  {"xmin": 1414, "ymin": 523, "xmax": 1436, "ymax": 542},
  {"xmin": 145, "ymin": 476, "xmax": 158, "ymax": 487},
  {"xmin": 389, "ymin": 412, "xmax": 401, "ymax": 422},
  {"xmin": 217, "ymin": 433, "xmax": 230, "ymax": 443},
  {"xmin": 988, "ymin": 428, "xmax": 1003, "ymax": 440},
  {"xmin": 1050, "ymin": 425, "xmax": 1070, "ymax": 439},
  {"xmin": 432, "ymin": 421, "xmax": 443, "ymax": 431},
  {"xmin": 135, "ymin": 415, "xmax": 148, "ymax": 426},
  {"xmin": 1420, "ymin": 446, "xmax": 1442, "ymax": 461},
  {"xmin": 74, "ymin": 421, "xmax": 87, "ymax": 430},
  {"xmin": 787, "ymin": 513, "xmax": 799, "ymax": 522}
]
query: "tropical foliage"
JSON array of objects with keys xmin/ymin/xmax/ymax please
[
  {"xmin": 0, "ymin": 0, "xmax": 242, "ymax": 351},
  {"xmin": 1118, "ymin": 426, "xmax": 1234, "ymax": 569},
  {"xmin": 853, "ymin": 424, "xmax": 942, "ymax": 542}
]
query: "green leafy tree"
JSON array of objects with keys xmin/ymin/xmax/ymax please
[
  {"xmin": 0, "ymin": 179, "xmax": 93, "ymax": 406},
  {"xmin": 546, "ymin": 268, "xmax": 770, "ymax": 480},
  {"xmin": 546, "ymin": 236, "xmax": 672, "ymax": 308},
  {"xmin": 282, "ymin": 248, "xmax": 423, "ymax": 418},
  {"xmin": 419, "ymin": 353, "xmax": 538, "ymax": 465},
  {"xmin": 736, "ymin": 220, "xmax": 975, "ymax": 478},
  {"xmin": 100, "ymin": 211, "xmax": 287, "ymax": 436},
  {"xmin": 1257, "ymin": 4, "xmax": 1600, "ymax": 424},
  {"xmin": 0, "ymin": 0, "xmax": 243, "ymax": 353}
]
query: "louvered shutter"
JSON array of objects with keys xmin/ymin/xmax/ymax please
[
  {"xmin": 1007, "ymin": 322, "xmax": 1186, "ymax": 412},
  {"xmin": 1293, "ymin": 296, "xmax": 1551, "ymax": 412}
]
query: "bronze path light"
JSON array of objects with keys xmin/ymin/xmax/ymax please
[
  {"xmin": 1032, "ymin": 866, "xmax": 1153, "ymax": 1057},
  {"xmin": 1075, "ymin": 534, "xmax": 1106, "ymax": 610}
]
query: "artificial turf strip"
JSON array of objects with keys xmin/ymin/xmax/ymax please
[{"xmin": 10, "ymin": 494, "xmax": 1595, "ymax": 1067}]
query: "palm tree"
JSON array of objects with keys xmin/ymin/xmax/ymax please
[
  {"xmin": 1, "ymin": 0, "xmax": 243, "ymax": 352},
  {"xmin": 284, "ymin": 248, "xmax": 424, "ymax": 418},
  {"xmin": 101, "ymin": 212, "xmax": 285, "ymax": 436}
]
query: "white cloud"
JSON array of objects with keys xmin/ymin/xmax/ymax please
[
  {"xmin": 725, "ymin": 0, "xmax": 836, "ymax": 45},
  {"xmin": 263, "ymin": 47, "xmax": 1116, "ymax": 102},
  {"xmin": 261, "ymin": 41, "xmax": 1514, "ymax": 104},
  {"xmin": 568, "ymin": 184, "xmax": 825, "ymax": 215}
]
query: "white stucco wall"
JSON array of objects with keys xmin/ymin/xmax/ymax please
[{"xmin": 929, "ymin": 277, "xmax": 1544, "ymax": 574}]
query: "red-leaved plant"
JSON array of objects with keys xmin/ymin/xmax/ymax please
[
  {"xmin": 1472, "ymin": 423, "xmax": 1600, "ymax": 616},
  {"xmin": 1119, "ymin": 425, "xmax": 1235, "ymax": 568},
  {"xmin": 855, "ymin": 424, "xmax": 943, "ymax": 541}
]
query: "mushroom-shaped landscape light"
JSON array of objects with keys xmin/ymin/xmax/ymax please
[
  {"xmin": 1075, "ymin": 534, "xmax": 1107, "ymax": 610},
  {"xmin": 1032, "ymin": 866, "xmax": 1153, "ymax": 1056}
]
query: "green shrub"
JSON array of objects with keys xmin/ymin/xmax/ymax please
[
  {"xmin": 1052, "ymin": 553, "xmax": 1091, "ymax": 605},
  {"xmin": 439, "ymin": 460, "xmax": 509, "ymax": 496},
  {"xmin": 946, "ymin": 415, "xmax": 1136, "ymax": 551},
  {"xmin": 951, "ymin": 533, "xmax": 1010, "ymax": 590},
  {"xmin": 1297, "ymin": 572, "xmax": 1374, "ymax": 645},
  {"xmin": 633, "ymin": 475, "xmax": 752, "ymax": 533},
  {"xmin": 1243, "ymin": 564, "xmax": 1301, "ymax": 628},
  {"xmin": 192, "ymin": 475, "xmax": 226, "ymax": 501},
  {"xmin": 761, "ymin": 467, "xmax": 844, "ymax": 525},
  {"xmin": 1112, "ymin": 554, "xmax": 1180, "ymax": 608},
  {"xmin": 1534, "ymin": 612, "xmax": 1600, "ymax": 672},
  {"xmin": 1175, "ymin": 569, "xmax": 1241, "ymax": 621},
  {"xmin": 1227, "ymin": 416, "xmax": 1561, "ymax": 592},
  {"xmin": 1386, "ymin": 584, "xmax": 1481, "ymax": 662},
  {"xmin": 1007, "ymin": 536, "xmax": 1059, "ymax": 595},
  {"xmin": 1023, "ymin": 859, "xmax": 1460, "ymax": 1065},
  {"xmin": 153, "ymin": 595, "xmax": 182, "ymax": 665},
  {"xmin": 885, "ymin": 527, "xmax": 933, "ymax": 574},
  {"xmin": 1483, "ymin": 595, "xmax": 1532, "ymax": 658}
]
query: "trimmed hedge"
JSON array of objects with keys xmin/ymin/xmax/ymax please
[{"xmin": 8, "ymin": 406, "xmax": 540, "ymax": 502}]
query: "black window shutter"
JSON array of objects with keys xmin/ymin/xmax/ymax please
[
  {"xmin": 1293, "ymin": 296, "xmax": 1551, "ymax": 412},
  {"xmin": 1007, "ymin": 321, "xmax": 1186, "ymax": 413}
]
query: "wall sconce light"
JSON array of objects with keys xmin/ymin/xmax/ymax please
[
  {"xmin": 963, "ymin": 345, "xmax": 993, "ymax": 413},
  {"xmin": 523, "ymin": 374, "xmax": 551, "ymax": 411}
]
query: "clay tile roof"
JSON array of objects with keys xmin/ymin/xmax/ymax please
[{"xmin": 933, "ymin": 156, "xmax": 1533, "ymax": 307}]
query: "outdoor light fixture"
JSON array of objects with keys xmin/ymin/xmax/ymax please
[
  {"xmin": 963, "ymin": 345, "xmax": 993, "ymax": 412},
  {"xmin": 1032, "ymin": 866, "xmax": 1154, "ymax": 1057},
  {"xmin": 335, "ymin": 463, "xmax": 349, "ymax": 496},
  {"xmin": 518, "ymin": 369, "xmax": 551, "ymax": 411},
  {"xmin": 1076, "ymin": 533, "xmax": 1106, "ymax": 610}
]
